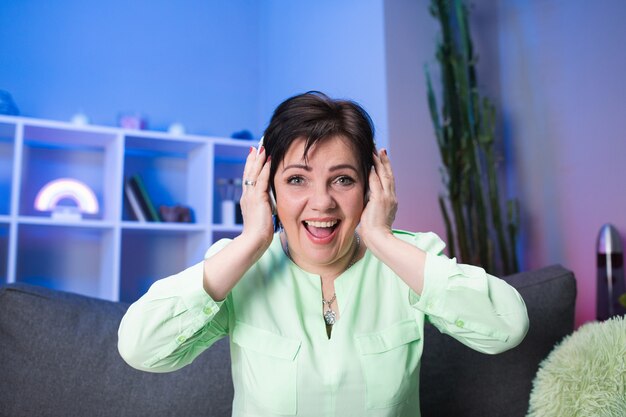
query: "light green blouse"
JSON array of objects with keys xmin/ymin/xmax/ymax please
[{"xmin": 118, "ymin": 230, "xmax": 528, "ymax": 417}]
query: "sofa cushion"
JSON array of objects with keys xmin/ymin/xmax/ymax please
[
  {"xmin": 0, "ymin": 283, "xmax": 233, "ymax": 417},
  {"xmin": 419, "ymin": 264, "xmax": 577, "ymax": 417}
]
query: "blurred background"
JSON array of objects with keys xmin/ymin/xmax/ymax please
[{"xmin": 1, "ymin": 0, "xmax": 625, "ymax": 326}]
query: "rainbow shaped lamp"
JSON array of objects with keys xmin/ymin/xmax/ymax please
[{"xmin": 34, "ymin": 178, "xmax": 99, "ymax": 220}]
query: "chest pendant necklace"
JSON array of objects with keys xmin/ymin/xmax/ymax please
[{"xmin": 283, "ymin": 232, "xmax": 361, "ymax": 326}]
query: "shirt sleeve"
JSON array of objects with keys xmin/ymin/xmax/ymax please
[
  {"xmin": 117, "ymin": 238, "xmax": 233, "ymax": 372},
  {"xmin": 401, "ymin": 231, "xmax": 529, "ymax": 354}
]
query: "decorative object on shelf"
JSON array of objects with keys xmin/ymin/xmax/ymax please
[
  {"xmin": 70, "ymin": 112, "xmax": 90, "ymax": 126},
  {"xmin": 159, "ymin": 205, "xmax": 193, "ymax": 223},
  {"xmin": 221, "ymin": 200, "xmax": 236, "ymax": 226},
  {"xmin": 596, "ymin": 223, "xmax": 626, "ymax": 320},
  {"xmin": 425, "ymin": 0, "xmax": 519, "ymax": 275},
  {"xmin": 0, "ymin": 90, "xmax": 19, "ymax": 115},
  {"xmin": 118, "ymin": 113, "xmax": 148, "ymax": 130},
  {"xmin": 216, "ymin": 178, "xmax": 241, "ymax": 226},
  {"xmin": 231, "ymin": 130, "xmax": 254, "ymax": 140},
  {"xmin": 168, "ymin": 122, "xmax": 186, "ymax": 136},
  {"xmin": 125, "ymin": 174, "xmax": 161, "ymax": 222},
  {"xmin": 34, "ymin": 178, "xmax": 99, "ymax": 220},
  {"xmin": 527, "ymin": 316, "xmax": 626, "ymax": 417}
]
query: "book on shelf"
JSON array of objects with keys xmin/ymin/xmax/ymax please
[
  {"xmin": 124, "ymin": 181, "xmax": 147, "ymax": 222},
  {"xmin": 126, "ymin": 175, "xmax": 161, "ymax": 222}
]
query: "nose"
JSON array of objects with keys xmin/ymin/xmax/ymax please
[{"xmin": 309, "ymin": 183, "xmax": 336, "ymax": 211}]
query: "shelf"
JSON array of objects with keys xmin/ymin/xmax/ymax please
[
  {"xmin": 212, "ymin": 224, "xmax": 243, "ymax": 233},
  {"xmin": 1, "ymin": 115, "xmax": 250, "ymax": 301},
  {"xmin": 15, "ymin": 224, "xmax": 117, "ymax": 299},
  {"xmin": 121, "ymin": 221, "xmax": 207, "ymax": 232},
  {"xmin": 213, "ymin": 143, "xmax": 249, "ymax": 225},
  {"xmin": 22, "ymin": 124, "xmax": 117, "ymax": 149},
  {"xmin": 19, "ymin": 125, "xmax": 120, "ymax": 221},
  {"xmin": 0, "ymin": 224, "xmax": 8, "ymax": 285},
  {"xmin": 119, "ymin": 228, "xmax": 207, "ymax": 303},
  {"xmin": 123, "ymin": 135, "xmax": 209, "ymax": 224},
  {"xmin": 17, "ymin": 216, "xmax": 115, "ymax": 229},
  {"xmin": 0, "ymin": 122, "xmax": 15, "ymax": 216}
]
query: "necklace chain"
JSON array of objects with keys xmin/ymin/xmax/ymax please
[
  {"xmin": 281, "ymin": 231, "xmax": 361, "ymax": 326},
  {"xmin": 321, "ymin": 233, "xmax": 360, "ymax": 326}
]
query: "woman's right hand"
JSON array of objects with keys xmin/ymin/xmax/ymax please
[{"xmin": 239, "ymin": 146, "xmax": 274, "ymax": 251}]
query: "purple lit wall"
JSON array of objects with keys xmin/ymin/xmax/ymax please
[
  {"xmin": 498, "ymin": 0, "xmax": 626, "ymax": 326},
  {"xmin": 386, "ymin": 0, "xmax": 626, "ymax": 327}
]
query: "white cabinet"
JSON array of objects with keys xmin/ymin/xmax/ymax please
[{"xmin": 0, "ymin": 115, "xmax": 253, "ymax": 302}]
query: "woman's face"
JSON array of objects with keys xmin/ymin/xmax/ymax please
[{"xmin": 274, "ymin": 136, "xmax": 365, "ymax": 271}]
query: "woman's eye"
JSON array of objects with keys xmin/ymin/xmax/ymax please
[
  {"xmin": 287, "ymin": 176, "xmax": 304, "ymax": 185},
  {"xmin": 335, "ymin": 176, "xmax": 355, "ymax": 186}
]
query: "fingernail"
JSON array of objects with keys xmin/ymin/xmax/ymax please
[
  {"xmin": 382, "ymin": 149, "xmax": 387, "ymax": 156},
  {"xmin": 260, "ymin": 145, "xmax": 265, "ymax": 154},
  {"xmin": 267, "ymin": 155, "xmax": 272, "ymax": 163},
  {"xmin": 249, "ymin": 146, "xmax": 254, "ymax": 154}
]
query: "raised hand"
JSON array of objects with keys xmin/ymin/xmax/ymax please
[
  {"xmin": 239, "ymin": 146, "xmax": 275, "ymax": 250},
  {"xmin": 359, "ymin": 149, "xmax": 398, "ymax": 246}
]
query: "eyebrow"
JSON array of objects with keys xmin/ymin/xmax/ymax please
[{"xmin": 282, "ymin": 163, "xmax": 359, "ymax": 173}]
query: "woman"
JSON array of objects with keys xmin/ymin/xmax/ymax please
[{"xmin": 118, "ymin": 92, "xmax": 529, "ymax": 416}]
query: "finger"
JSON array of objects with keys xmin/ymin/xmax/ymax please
[
  {"xmin": 242, "ymin": 146, "xmax": 257, "ymax": 190},
  {"xmin": 242, "ymin": 146, "xmax": 267, "ymax": 194},
  {"xmin": 256, "ymin": 156, "xmax": 272, "ymax": 192},
  {"xmin": 376, "ymin": 149, "xmax": 396, "ymax": 194},
  {"xmin": 240, "ymin": 157, "xmax": 273, "ymax": 219},
  {"xmin": 368, "ymin": 163, "xmax": 383, "ymax": 198},
  {"xmin": 248, "ymin": 145, "xmax": 267, "ymax": 182}
]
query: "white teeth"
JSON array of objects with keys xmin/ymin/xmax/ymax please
[{"xmin": 304, "ymin": 220, "xmax": 338, "ymax": 228}]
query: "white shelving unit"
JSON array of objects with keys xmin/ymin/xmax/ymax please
[{"xmin": 0, "ymin": 115, "xmax": 251, "ymax": 303}]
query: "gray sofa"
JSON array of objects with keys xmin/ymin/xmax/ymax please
[{"xmin": 0, "ymin": 265, "xmax": 576, "ymax": 417}]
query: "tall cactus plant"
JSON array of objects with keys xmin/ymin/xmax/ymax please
[{"xmin": 425, "ymin": 0, "xmax": 519, "ymax": 275}]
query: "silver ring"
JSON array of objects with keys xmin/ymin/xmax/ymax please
[{"xmin": 244, "ymin": 179, "xmax": 256, "ymax": 186}]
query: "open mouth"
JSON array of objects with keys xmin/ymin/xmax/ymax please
[{"xmin": 303, "ymin": 219, "xmax": 340, "ymax": 241}]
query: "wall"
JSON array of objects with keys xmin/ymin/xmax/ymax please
[
  {"xmin": 386, "ymin": 0, "xmax": 626, "ymax": 327},
  {"xmin": 384, "ymin": 0, "xmax": 443, "ymax": 237},
  {"xmin": 4, "ymin": 0, "xmax": 625, "ymax": 326},
  {"xmin": 0, "ymin": 1, "xmax": 388, "ymax": 142},
  {"xmin": 384, "ymin": 0, "xmax": 505, "ymax": 250},
  {"xmin": 0, "ymin": 0, "xmax": 261, "ymax": 137},
  {"xmin": 498, "ymin": 0, "xmax": 626, "ymax": 326},
  {"xmin": 258, "ymin": 0, "xmax": 389, "ymax": 147}
]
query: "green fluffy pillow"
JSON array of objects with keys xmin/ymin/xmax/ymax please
[{"xmin": 527, "ymin": 316, "xmax": 626, "ymax": 417}]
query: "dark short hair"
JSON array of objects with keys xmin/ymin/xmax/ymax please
[{"xmin": 263, "ymin": 91, "xmax": 376, "ymax": 199}]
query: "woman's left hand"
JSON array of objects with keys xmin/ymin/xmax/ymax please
[{"xmin": 359, "ymin": 148, "xmax": 397, "ymax": 246}]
